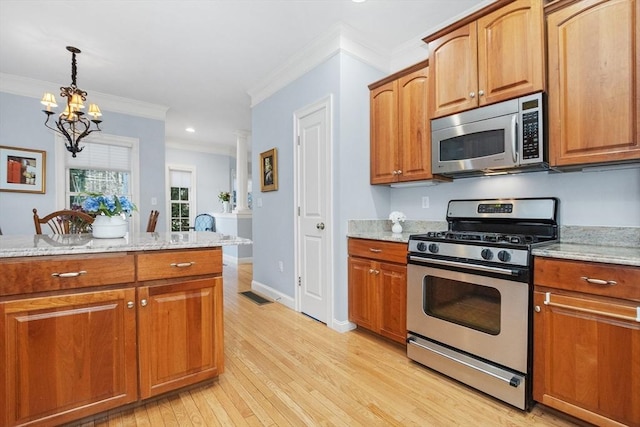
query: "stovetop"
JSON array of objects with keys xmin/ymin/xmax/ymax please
[
  {"xmin": 419, "ymin": 231, "xmax": 540, "ymax": 246},
  {"xmin": 407, "ymin": 198, "xmax": 559, "ymax": 268}
]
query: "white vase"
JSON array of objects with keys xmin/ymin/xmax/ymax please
[
  {"xmin": 92, "ymin": 215, "xmax": 128, "ymax": 238},
  {"xmin": 222, "ymin": 201, "xmax": 230, "ymax": 213},
  {"xmin": 392, "ymin": 222, "xmax": 403, "ymax": 234}
]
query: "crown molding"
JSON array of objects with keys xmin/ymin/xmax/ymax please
[
  {"xmin": 247, "ymin": 1, "xmax": 498, "ymax": 106},
  {"xmin": 248, "ymin": 22, "xmax": 392, "ymax": 107},
  {"xmin": 0, "ymin": 73, "xmax": 168, "ymax": 121}
]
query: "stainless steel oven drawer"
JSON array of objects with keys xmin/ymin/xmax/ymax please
[{"xmin": 407, "ymin": 335, "xmax": 527, "ymax": 410}]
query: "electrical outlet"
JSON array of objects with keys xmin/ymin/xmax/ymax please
[
  {"xmin": 278, "ymin": 261, "xmax": 284, "ymax": 272},
  {"xmin": 422, "ymin": 196, "xmax": 430, "ymax": 208},
  {"xmin": 151, "ymin": 197, "xmax": 157, "ymax": 206}
]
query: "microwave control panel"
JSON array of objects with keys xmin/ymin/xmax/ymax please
[{"xmin": 519, "ymin": 94, "xmax": 544, "ymax": 163}]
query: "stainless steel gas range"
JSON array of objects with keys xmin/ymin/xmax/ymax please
[{"xmin": 406, "ymin": 198, "xmax": 559, "ymax": 410}]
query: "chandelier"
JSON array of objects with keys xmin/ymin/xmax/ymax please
[{"xmin": 41, "ymin": 46, "xmax": 102, "ymax": 157}]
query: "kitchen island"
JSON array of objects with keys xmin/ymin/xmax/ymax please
[{"xmin": 0, "ymin": 231, "xmax": 252, "ymax": 427}]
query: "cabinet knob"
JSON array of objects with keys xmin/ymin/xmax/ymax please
[
  {"xmin": 534, "ymin": 305, "xmax": 541, "ymax": 313},
  {"xmin": 369, "ymin": 269, "xmax": 375, "ymax": 274},
  {"xmin": 140, "ymin": 299, "xmax": 148, "ymax": 307},
  {"xmin": 127, "ymin": 301, "xmax": 135, "ymax": 309},
  {"xmin": 469, "ymin": 92, "xmax": 476, "ymax": 98},
  {"xmin": 478, "ymin": 90, "xmax": 485, "ymax": 96},
  {"xmin": 397, "ymin": 170, "xmax": 402, "ymax": 175}
]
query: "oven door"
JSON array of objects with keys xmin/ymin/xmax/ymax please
[{"xmin": 407, "ymin": 260, "xmax": 530, "ymax": 373}]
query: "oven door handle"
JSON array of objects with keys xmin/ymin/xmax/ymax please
[
  {"xmin": 407, "ymin": 337, "xmax": 522, "ymax": 387},
  {"xmin": 409, "ymin": 256, "xmax": 520, "ymax": 276}
]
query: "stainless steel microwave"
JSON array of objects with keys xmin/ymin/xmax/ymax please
[{"xmin": 431, "ymin": 92, "xmax": 547, "ymax": 177}]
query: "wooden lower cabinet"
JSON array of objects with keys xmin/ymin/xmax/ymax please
[
  {"xmin": 348, "ymin": 238, "xmax": 407, "ymax": 344},
  {"xmin": 1, "ymin": 289, "xmax": 138, "ymax": 427},
  {"xmin": 138, "ymin": 277, "xmax": 224, "ymax": 399},
  {"xmin": 533, "ymin": 257, "xmax": 640, "ymax": 426},
  {"xmin": 0, "ymin": 248, "xmax": 224, "ymax": 427}
]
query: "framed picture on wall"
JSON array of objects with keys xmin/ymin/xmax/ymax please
[
  {"xmin": 0, "ymin": 146, "xmax": 46, "ymax": 194},
  {"xmin": 260, "ymin": 148, "xmax": 278, "ymax": 192}
]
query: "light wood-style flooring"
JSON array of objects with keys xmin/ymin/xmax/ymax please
[{"xmin": 79, "ymin": 264, "xmax": 586, "ymax": 426}]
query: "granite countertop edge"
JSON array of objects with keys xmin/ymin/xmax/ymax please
[
  {"xmin": 347, "ymin": 221, "xmax": 640, "ymax": 267},
  {"xmin": 0, "ymin": 231, "xmax": 253, "ymax": 258}
]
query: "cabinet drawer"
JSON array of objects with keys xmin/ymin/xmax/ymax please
[
  {"xmin": 0, "ymin": 253, "xmax": 135, "ymax": 297},
  {"xmin": 137, "ymin": 248, "xmax": 222, "ymax": 281},
  {"xmin": 348, "ymin": 238, "xmax": 407, "ymax": 264},
  {"xmin": 534, "ymin": 257, "xmax": 640, "ymax": 301}
]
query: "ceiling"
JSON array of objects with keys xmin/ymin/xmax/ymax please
[{"xmin": 0, "ymin": 0, "xmax": 490, "ymax": 155}]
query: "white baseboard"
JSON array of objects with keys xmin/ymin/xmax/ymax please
[
  {"xmin": 251, "ymin": 279, "xmax": 295, "ymax": 310},
  {"xmin": 330, "ymin": 319, "xmax": 357, "ymax": 333},
  {"xmin": 250, "ymin": 279, "xmax": 356, "ymax": 334}
]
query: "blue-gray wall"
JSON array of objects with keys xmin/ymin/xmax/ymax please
[
  {"xmin": 251, "ymin": 51, "xmax": 640, "ymax": 326},
  {"xmin": 0, "ymin": 91, "xmax": 165, "ymax": 234},
  {"xmin": 252, "ymin": 52, "xmax": 387, "ymax": 323}
]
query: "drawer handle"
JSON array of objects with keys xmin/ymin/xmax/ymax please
[
  {"xmin": 170, "ymin": 262, "xmax": 195, "ymax": 268},
  {"xmin": 51, "ymin": 270, "xmax": 87, "ymax": 278},
  {"xmin": 581, "ymin": 276, "xmax": 617, "ymax": 286},
  {"xmin": 544, "ymin": 292, "xmax": 639, "ymax": 322},
  {"xmin": 369, "ymin": 248, "xmax": 382, "ymax": 253}
]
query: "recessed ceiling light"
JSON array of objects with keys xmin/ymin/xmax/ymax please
[{"xmin": 185, "ymin": 127, "xmax": 195, "ymax": 133}]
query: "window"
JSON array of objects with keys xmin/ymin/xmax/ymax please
[
  {"xmin": 168, "ymin": 167, "xmax": 195, "ymax": 231},
  {"xmin": 56, "ymin": 134, "xmax": 139, "ymax": 230}
]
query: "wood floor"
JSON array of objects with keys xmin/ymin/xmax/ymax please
[{"xmin": 78, "ymin": 264, "xmax": 586, "ymax": 427}]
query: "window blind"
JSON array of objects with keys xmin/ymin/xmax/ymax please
[{"xmin": 67, "ymin": 142, "xmax": 131, "ymax": 171}]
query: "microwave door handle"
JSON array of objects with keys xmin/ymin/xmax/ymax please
[{"xmin": 511, "ymin": 115, "xmax": 518, "ymax": 163}]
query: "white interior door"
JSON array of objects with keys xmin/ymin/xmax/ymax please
[{"xmin": 295, "ymin": 97, "xmax": 332, "ymax": 324}]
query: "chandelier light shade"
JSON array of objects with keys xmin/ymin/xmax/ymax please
[{"xmin": 41, "ymin": 46, "xmax": 103, "ymax": 157}]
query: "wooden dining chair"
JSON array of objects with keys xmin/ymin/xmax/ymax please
[
  {"xmin": 33, "ymin": 208, "xmax": 95, "ymax": 234},
  {"xmin": 146, "ymin": 210, "xmax": 159, "ymax": 232}
]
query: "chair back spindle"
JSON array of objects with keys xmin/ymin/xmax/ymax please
[
  {"xmin": 146, "ymin": 210, "xmax": 160, "ymax": 232},
  {"xmin": 33, "ymin": 208, "xmax": 95, "ymax": 234}
]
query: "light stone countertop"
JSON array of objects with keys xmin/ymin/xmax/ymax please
[
  {"xmin": 348, "ymin": 220, "xmax": 640, "ymax": 266},
  {"xmin": 532, "ymin": 243, "xmax": 640, "ymax": 267},
  {"xmin": 0, "ymin": 231, "xmax": 252, "ymax": 258}
]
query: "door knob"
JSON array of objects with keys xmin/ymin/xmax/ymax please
[{"xmin": 316, "ymin": 222, "xmax": 325, "ymax": 230}]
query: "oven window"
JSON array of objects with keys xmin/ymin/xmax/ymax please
[
  {"xmin": 423, "ymin": 276, "xmax": 501, "ymax": 335},
  {"xmin": 439, "ymin": 129, "xmax": 505, "ymax": 161}
]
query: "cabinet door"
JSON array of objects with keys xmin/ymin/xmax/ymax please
[
  {"xmin": 1, "ymin": 289, "xmax": 137, "ymax": 427},
  {"xmin": 428, "ymin": 22, "xmax": 478, "ymax": 118},
  {"xmin": 348, "ymin": 257, "xmax": 376, "ymax": 331},
  {"xmin": 378, "ymin": 262, "xmax": 407, "ymax": 344},
  {"xmin": 477, "ymin": 0, "xmax": 544, "ymax": 106},
  {"xmin": 370, "ymin": 80, "xmax": 399, "ymax": 184},
  {"xmin": 138, "ymin": 277, "xmax": 223, "ymax": 399},
  {"xmin": 547, "ymin": 0, "xmax": 640, "ymax": 167},
  {"xmin": 533, "ymin": 290, "xmax": 640, "ymax": 426},
  {"xmin": 398, "ymin": 67, "xmax": 434, "ymax": 182}
]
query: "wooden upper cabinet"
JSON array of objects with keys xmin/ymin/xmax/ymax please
[
  {"xmin": 370, "ymin": 63, "xmax": 440, "ymax": 185},
  {"xmin": 546, "ymin": 0, "xmax": 640, "ymax": 167},
  {"xmin": 477, "ymin": 0, "xmax": 544, "ymax": 105},
  {"xmin": 428, "ymin": 0, "xmax": 545, "ymax": 118},
  {"xmin": 370, "ymin": 80, "xmax": 399, "ymax": 184},
  {"xmin": 428, "ymin": 23, "xmax": 478, "ymax": 118},
  {"xmin": 398, "ymin": 67, "xmax": 435, "ymax": 182}
]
